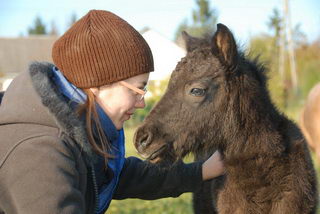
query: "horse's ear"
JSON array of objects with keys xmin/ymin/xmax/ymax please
[
  {"xmin": 182, "ymin": 31, "xmax": 199, "ymax": 53},
  {"xmin": 211, "ymin": 23, "xmax": 238, "ymax": 70}
]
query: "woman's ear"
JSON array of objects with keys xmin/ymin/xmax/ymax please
[{"xmin": 90, "ymin": 87, "xmax": 99, "ymax": 96}]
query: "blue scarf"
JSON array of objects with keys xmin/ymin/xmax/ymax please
[{"xmin": 52, "ymin": 67, "xmax": 126, "ymax": 213}]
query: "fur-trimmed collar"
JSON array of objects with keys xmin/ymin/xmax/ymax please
[{"xmin": 29, "ymin": 62, "xmax": 95, "ymax": 161}]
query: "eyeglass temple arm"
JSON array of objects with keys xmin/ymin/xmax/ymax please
[{"xmin": 119, "ymin": 81, "xmax": 146, "ymax": 95}]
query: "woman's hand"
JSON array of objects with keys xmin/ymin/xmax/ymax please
[{"xmin": 202, "ymin": 150, "xmax": 225, "ymax": 180}]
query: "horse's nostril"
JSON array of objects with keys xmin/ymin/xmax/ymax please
[
  {"xmin": 139, "ymin": 134, "xmax": 151, "ymax": 148},
  {"xmin": 135, "ymin": 131, "xmax": 153, "ymax": 151},
  {"xmin": 134, "ymin": 127, "xmax": 154, "ymax": 153},
  {"xmin": 141, "ymin": 140, "xmax": 149, "ymax": 148}
]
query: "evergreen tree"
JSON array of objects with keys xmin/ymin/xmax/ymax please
[
  {"xmin": 267, "ymin": 8, "xmax": 282, "ymax": 42},
  {"xmin": 28, "ymin": 16, "xmax": 47, "ymax": 35},
  {"xmin": 174, "ymin": 0, "xmax": 218, "ymax": 42},
  {"xmin": 266, "ymin": 8, "xmax": 283, "ymax": 71},
  {"xmin": 49, "ymin": 21, "xmax": 59, "ymax": 36},
  {"xmin": 68, "ymin": 12, "xmax": 78, "ymax": 28}
]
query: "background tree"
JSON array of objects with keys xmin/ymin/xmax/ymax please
[
  {"xmin": 249, "ymin": 7, "xmax": 320, "ymax": 120},
  {"xmin": 28, "ymin": 16, "xmax": 47, "ymax": 35},
  {"xmin": 68, "ymin": 12, "xmax": 78, "ymax": 28},
  {"xmin": 265, "ymin": 7, "xmax": 289, "ymax": 108},
  {"xmin": 266, "ymin": 7, "xmax": 283, "ymax": 81},
  {"xmin": 49, "ymin": 21, "xmax": 59, "ymax": 36},
  {"xmin": 267, "ymin": 7, "xmax": 282, "ymax": 64},
  {"xmin": 292, "ymin": 24, "xmax": 307, "ymax": 47},
  {"xmin": 267, "ymin": 8, "xmax": 282, "ymax": 45},
  {"xmin": 174, "ymin": 0, "xmax": 218, "ymax": 43}
]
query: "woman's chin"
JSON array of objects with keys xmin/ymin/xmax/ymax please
[
  {"xmin": 115, "ymin": 114, "xmax": 133, "ymax": 130},
  {"xmin": 114, "ymin": 121, "xmax": 124, "ymax": 130}
]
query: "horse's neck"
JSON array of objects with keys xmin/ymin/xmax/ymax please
[
  {"xmin": 221, "ymin": 118, "xmax": 298, "ymax": 186},
  {"xmin": 222, "ymin": 116, "xmax": 287, "ymax": 163}
]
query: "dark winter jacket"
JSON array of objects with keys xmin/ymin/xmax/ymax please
[{"xmin": 0, "ymin": 62, "xmax": 203, "ymax": 214}]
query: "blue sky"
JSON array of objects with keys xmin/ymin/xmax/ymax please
[{"xmin": 0, "ymin": 0, "xmax": 319, "ymax": 43}]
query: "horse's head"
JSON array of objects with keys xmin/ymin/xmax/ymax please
[{"xmin": 134, "ymin": 23, "xmax": 268, "ymax": 162}]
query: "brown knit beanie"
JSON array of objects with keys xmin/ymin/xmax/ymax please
[{"xmin": 52, "ymin": 10, "xmax": 154, "ymax": 88}]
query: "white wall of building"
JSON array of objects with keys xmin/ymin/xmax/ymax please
[{"xmin": 142, "ymin": 30, "xmax": 186, "ymax": 81}]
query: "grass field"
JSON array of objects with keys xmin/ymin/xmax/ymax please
[
  {"xmin": 108, "ymin": 122, "xmax": 320, "ymax": 214},
  {"xmin": 109, "ymin": 127, "xmax": 195, "ymax": 214}
]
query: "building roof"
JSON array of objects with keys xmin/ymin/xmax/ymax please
[
  {"xmin": 0, "ymin": 36, "xmax": 57, "ymax": 75},
  {"xmin": 0, "ymin": 30, "xmax": 185, "ymax": 84}
]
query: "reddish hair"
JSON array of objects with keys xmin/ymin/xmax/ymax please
[{"xmin": 78, "ymin": 89, "xmax": 113, "ymax": 161}]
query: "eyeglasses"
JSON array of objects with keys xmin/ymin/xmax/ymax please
[{"xmin": 119, "ymin": 81, "xmax": 147, "ymax": 101}]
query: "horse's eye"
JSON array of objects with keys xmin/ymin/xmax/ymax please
[{"xmin": 190, "ymin": 88, "xmax": 206, "ymax": 96}]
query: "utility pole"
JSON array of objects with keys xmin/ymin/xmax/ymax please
[
  {"xmin": 279, "ymin": 0, "xmax": 298, "ymax": 108},
  {"xmin": 283, "ymin": 0, "xmax": 298, "ymax": 91}
]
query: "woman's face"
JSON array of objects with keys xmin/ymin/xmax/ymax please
[{"xmin": 90, "ymin": 73, "xmax": 150, "ymax": 130}]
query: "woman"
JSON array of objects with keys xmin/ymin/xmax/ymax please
[{"xmin": 0, "ymin": 10, "xmax": 224, "ymax": 214}]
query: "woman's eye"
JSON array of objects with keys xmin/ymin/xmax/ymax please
[{"xmin": 190, "ymin": 88, "xmax": 206, "ymax": 97}]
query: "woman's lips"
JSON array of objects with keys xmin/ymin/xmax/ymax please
[{"xmin": 125, "ymin": 112, "xmax": 134, "ymax": 120}]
